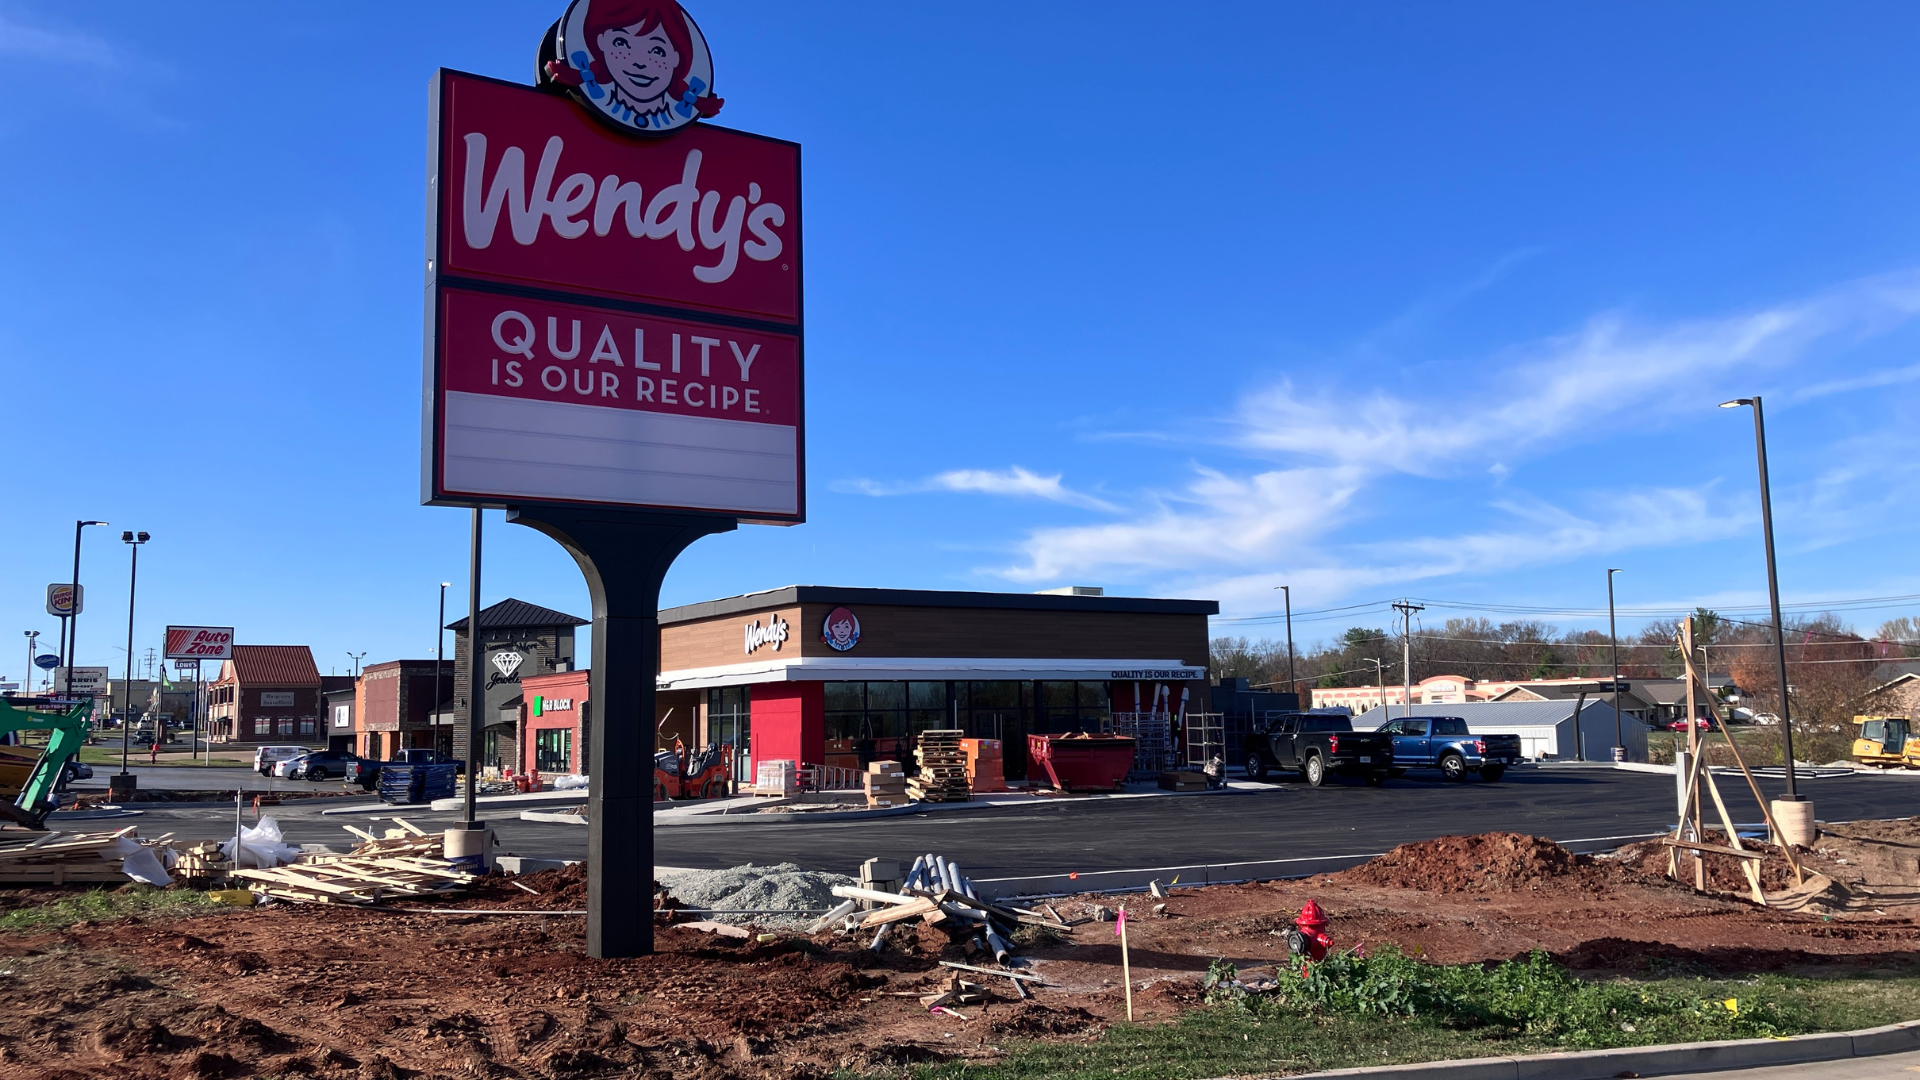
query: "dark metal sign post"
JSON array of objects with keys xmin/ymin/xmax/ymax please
[{"xmin": 508, "ymin": 508, "xmax": 734, "ymax": 957}]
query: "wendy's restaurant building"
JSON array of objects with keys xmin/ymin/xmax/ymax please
[{"xmin": 651, "ymin": 586, "xmax": 1218, "ymax": 784}]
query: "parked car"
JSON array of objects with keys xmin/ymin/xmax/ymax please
[
  {"xmin": 286, "ymin": 749, "xmax": 363, "ymax": 781},
  {"xmin": 64, "ymin": 760, "xmax": 93, "ymax": 782},
  {"xmin": 344, "ymin": 757, "xmax": 383, "ymax": 791},
  {"xmin": 253, "ymin": 745, "xmax": 309, "ymax": 776},
  {"xmin": 1666, "ymin": 718, "xmax": 1711, "ymax": 732},
  {"xmin": 1376, "ymin": 716, "xmax": 1522, "ymax": 782},
  {"xmin": 1244, "ymin": 712, "xmax": 1393, "ymax": 786}
]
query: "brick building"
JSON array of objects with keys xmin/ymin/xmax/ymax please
[
  {"xmin": 353, "ymin": 660, "xmax": 454, "ymax": 760},
  {"xmin": 207, "ymin": 646, "xmax": 323, "ymax": 744}
]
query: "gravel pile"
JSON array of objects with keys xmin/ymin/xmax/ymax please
[{"xmin": 657, "ymin": 862, "xmax": 856, "ymax": 929}]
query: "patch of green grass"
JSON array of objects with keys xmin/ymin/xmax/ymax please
[
  {"xmin": 72, "ymin": 746, "xmax": 249, "ymax": 766},
  {"xmin": 897, "ymin": 952, "xmax": 1920, "ymax": 1080},
  {"xmin": 0, "ymin": 886, "xmax": 223, "ymax": 931}
]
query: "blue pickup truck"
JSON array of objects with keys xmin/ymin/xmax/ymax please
[{"xmin": 1375, "ymin": 716, "xmax": 1522, "ymax": 782}]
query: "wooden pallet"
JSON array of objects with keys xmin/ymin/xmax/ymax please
[{"xmin": 0, "ymin": 827, "xmax": 161, "ymax": 885}]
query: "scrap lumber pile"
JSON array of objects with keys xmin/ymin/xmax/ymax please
[
  {"xmin": 909, "ymin": 730, "xmax": 971, "ymax": 803},
  {"xmin": 864, "ymin": 761, "xmax": 908, "ymax": 808},
  {"xmin": 827, "ymin": 852, "xmax": 1076, "ymax": 1001},
  {"xmin": 233, "ymin": 818, "xmax": 474, "ymax": 906},
  {"xmin": 0, "ymin": 827, "xmax": 167, "ymax": 884}
]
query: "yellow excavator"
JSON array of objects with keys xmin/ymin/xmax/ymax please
[
  {"xmin": 0, "ymin": 696, "xmax": 94, "ymax": 827},
  {"xmin": 1851, "ymin": 715, "xmax": 1914, "ymax": 769}
]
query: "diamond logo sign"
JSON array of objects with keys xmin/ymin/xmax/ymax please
[{"xmin": 490, "ymin": 652, "xmax": 523, "ymax": 679}]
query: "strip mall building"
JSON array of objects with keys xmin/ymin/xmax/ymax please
[
  {"xmin": 513, "ymin": 586, "xmax": 1216, "ymax": 782},
  {"xmin": 657, "ymin": 586, "xmax": 1216, "ymax": 782}
]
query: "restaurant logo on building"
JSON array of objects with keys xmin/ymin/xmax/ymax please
[
  {"xmin": 821, "ymin": 607, "xmax": 860, "ymax": 652},
  {"xmin": 542, "ymin": 0, "xmax": 722, "ymax": 136},
  {"xmin": 743, "ymin": 614, "xmax": 788, "ymax": 655}
]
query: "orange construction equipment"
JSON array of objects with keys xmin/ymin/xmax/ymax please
[
  {"xmin": 653, "ymin": 739, "xmax": 734, "ymax": 800},
  {"xmin": 960, "ymin": 738, "xmax": 1007, "ymax": 793}
]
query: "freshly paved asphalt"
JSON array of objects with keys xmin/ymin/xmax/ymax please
[{"xmin": 81, "ymin": 765, "xmax": 1920, "ymax": 880}]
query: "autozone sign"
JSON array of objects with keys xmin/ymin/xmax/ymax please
[
  {"xmin": 423, "ymin": 67, "xmax": 803, "ymax": 522},
  {"xmin": 165, "ymin": 626, "xmax": 235, "ymax": 660}
]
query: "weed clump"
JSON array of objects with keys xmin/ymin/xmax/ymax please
[{"xmin": 1210, "ymin": 948, "xmax": 1806, "ymax": 1048}]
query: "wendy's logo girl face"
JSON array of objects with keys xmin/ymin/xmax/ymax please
[
  {"xmin": 821, "ymin": 607, "xmax": 861, "ymax": 652},
  {"xmin": 546, "ymin": 0, "xmax": 723, "ymax": 136}
]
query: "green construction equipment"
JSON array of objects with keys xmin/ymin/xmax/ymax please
[{"xmin": 0, "ymin": 696, "xmax": 94, "ymax": 829}]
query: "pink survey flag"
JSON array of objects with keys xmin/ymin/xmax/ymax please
[{"xmin": 1114, "ymin": 906, "xmax": 1126, "ymax": 936}]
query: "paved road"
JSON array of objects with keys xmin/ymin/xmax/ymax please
[
  {"xmin": 94, "ymin": 766, "xmax": 1920, "ymax": 880},
  {"xmin": 71, "ymin": 765, "xmax": 279, "ymax": 791},
  {"xmin": 1663, "ymin": 1046, "xmax": 1920, "ymax": 1080}
]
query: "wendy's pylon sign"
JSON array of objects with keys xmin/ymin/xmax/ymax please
[{"xmin": 423, "ymin": 12, "xmax": 802, "ymax": 521}]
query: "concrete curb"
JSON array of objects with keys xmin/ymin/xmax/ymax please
[{"xmin": 1278, "ymin": 1020, "xmax": 1920, "ymax": 1080}]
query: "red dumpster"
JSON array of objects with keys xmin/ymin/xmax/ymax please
[{"xmin": 1027, "ymin": 733, "xmax": 1135, "ymax": 791}]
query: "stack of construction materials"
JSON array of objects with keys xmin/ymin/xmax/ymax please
[
  {"xmin": 173, "ymin": 840, "xmax": 233, "ymax": 883},
  {"xmin": 910, "ymin": 730, "xmax": 971, "ymax": 802},
  {"xmin": 825, "ymin": 852, "xmax": 1075, "ymax": 1000},
  {"xmin": 0, "ymin": 827, "xmax": 161, "ymax": 885},
  {"xmin": 864, "ymin": 761, "xmax": 908, "ymax": 808},
  {"xmin": 233, "ymin": 818, "xmax": 473, "ymax": 905},
  {"xmin": 960, "ymin": 738, "xmax": 1007, "ymax": 793}
]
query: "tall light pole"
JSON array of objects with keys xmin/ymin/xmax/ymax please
[
  {"xmin": 346, "ymin": 652, "xmax": 367, "ymax": 678},
  {"xmin": 64, "ymin": 520, "xmax": 109, "ymax": 697},
  {"xmin": 1719, "ymin": 396, "xmax": 1800, "ymax": 801},
  {"xmin": 21, "ymin": 631, "xmax": 37, "ymax": 697},
  {"xmin": 1370, "ymin": 657, "xmax": 1386, "ymax": 719},
  {"xmin": 1608, "ymin": 568, "xmax": 1623, "ymax": 759},
  {"xmin": 436, "ymin": 582, "xmax": 450, "ymax": 754},
  {"xmin": 118, "ymin": 530, "xmax": 149, "ymax": 784},
  {"xmin": 1274, "ymin": 585, "xmax": 1295, "ymax": 703},
  {"xmin": 1392, "ymin": 600, "xmax": 1424, "ymax": 719}
]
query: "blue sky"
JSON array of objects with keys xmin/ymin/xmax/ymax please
[{"xmin": 5, "ymin": 1, "xmax": 1920, "ymax": 683}]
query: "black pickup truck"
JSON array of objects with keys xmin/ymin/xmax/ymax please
[{"xmin": 1244, "ymin": 712, "xmax": 1393, "ymax": 786}]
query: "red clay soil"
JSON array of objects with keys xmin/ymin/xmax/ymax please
[{"xmin": 0, "ymin": 822, "xmax": 1913, "ymax": 1079}]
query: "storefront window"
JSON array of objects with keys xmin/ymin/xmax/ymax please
[
  {"xmin": 907, "ymin": 681, "xmax": 949, "ymax": 734},
  {"xmin": 277, "ymin": 718, "xmax": 293, "ymax": 735},
  {"xmin": 706, "ymin": 687, "xmax": 749, "ymax": 782},
  {"xmin": 535, "ymin": 729, "xmax": 571, "ymax": 773},
  {"xmin": 254, "ymin": 717, "xmax": 269, "ymax": 735}
]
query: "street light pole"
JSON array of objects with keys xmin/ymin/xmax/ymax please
[
  {"xmin": 1719, "ymin": 396, "xmax": 1799, "ymax": 800},
  {"xmin": 436, "ymin": 582, "xmax": 450, "ymax": 756},
  {"xmin": 64, "ymin": 520, "xmax": 108, "ymax": 698},
  {"xmin": 119, "ymin": 531, "xmax": 149, "ymax": 783},
  {"xmin": 1371, "ymin": 657, "xmax": 1386, "ymax": 719},
  {"xmin": 1274, "ymin": 585, "xmax": 1295, "ymax": 703},
  {"xmin": 346, "ymin": 652, "xmax": 367, "ymax": 679},
  {"xmin": 1608, "ymin": 568, "xmax": 1623, "ymax": 759},
  {"xmin": 21, "ymin": 631, "xmax": 37, "ymax": 697}
]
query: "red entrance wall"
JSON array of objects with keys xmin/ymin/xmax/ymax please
[
  {"xmin": 749, "ymin": 682, "xmax": 822, "ymax": 774},
  {"xmin": 521, "ymin": 669, "xmax": 590, "ymax": 775}
]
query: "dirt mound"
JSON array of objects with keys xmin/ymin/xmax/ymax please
[{"xmin": 1334, "ymin": 833, "xmax": 1616, "ymax": 893}]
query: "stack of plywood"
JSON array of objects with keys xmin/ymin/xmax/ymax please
[
  {"xmin": 909, "ymin": 730, "xmax": 971, "ymax": 803},
  {"xmin": 0, "ymin": 827, "xmax": 156, "ymax": 885},
  {"xmin": 864, "ymin": 761, "xmax": 908, "ymax": 808},
  {"xmin": 234, "ymin": 818, "xmax": 472, "ymax": 905}
]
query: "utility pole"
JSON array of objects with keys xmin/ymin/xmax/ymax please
[
  {"xmin": 1370, "ymin": 657, "xmax": 1386, "ymax": 720},
  {"xmin": 1608, "ymin": 568, "xmax": 1623, "ymax": 760},
  {"xmin": 1392, "ymin": 601, "xmax": 1424, "ymax": 719},
  {"xmin": 1274, "ymin": 585, "xmax": 1295, "ymax": 703}
]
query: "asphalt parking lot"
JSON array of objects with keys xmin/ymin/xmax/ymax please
[{"xmin": 88, "ymin": 765, "xmax": 1920, "ymax": 880}]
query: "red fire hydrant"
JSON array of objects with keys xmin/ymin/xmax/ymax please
[{"xmin": 1289, "ymin": 899, "xmax": 1332, "ymax": 961}]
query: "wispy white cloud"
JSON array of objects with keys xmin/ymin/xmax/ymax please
[
  {"xmin": 1783, "ymin": 360, "xmax": 1920, "ymax": 405},
  {"xmin": 982, "ymin": 270, "xmax": 1920, "ymax": 601},
  {"xmin": 1235, "ymin": 269, "xmax": 1920, "ymax": 476},
  {"xmin": 0, "ymin": 13, "xmax": 119, "ymax": 67},
  {"xmin": 834, "ymin": 466, "xmax": 1120, "ymax": 512}
]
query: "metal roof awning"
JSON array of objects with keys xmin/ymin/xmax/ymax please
[{"xmin": 656, "ymin": 657, "xmax": 1207, "ymax": 691}]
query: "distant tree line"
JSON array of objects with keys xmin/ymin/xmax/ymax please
[{"xmin": 1213, "ymin": 611, "xmax": 1919, "ymax": 762}]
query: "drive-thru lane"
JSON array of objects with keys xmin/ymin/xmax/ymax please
[{"xmin": 96, "ymin": 766, "xmax": 1920, "ymax": 879}]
